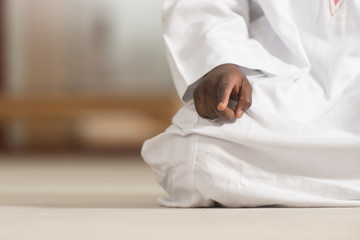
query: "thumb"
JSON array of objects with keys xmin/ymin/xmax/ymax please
[{"xmin": 217, "ymin": 81, "xmax": 233, "ymax": 111}]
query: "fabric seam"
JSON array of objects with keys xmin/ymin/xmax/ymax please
[{"xmin": 191, "ymin": 115, "xmax": 201, "ymax": 206}]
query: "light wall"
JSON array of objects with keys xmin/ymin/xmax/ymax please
[
  {"xmin": 2, "ymin": 0, "xmax": 179, "ymax": 151},
  {"xmin": 5, "ymin": 0, "xmax": 173, "ymax": 93}
]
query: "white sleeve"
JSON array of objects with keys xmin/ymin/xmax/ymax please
[{"xmin": 163, "ymin": 0, "xmax": 277, "ymax": 102}]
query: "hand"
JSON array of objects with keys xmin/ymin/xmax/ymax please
[{"xmin": 193, "ymin": 64, "xmax": 252, "ymax": 121}]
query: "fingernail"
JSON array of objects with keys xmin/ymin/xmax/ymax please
[
  {"xmin": 236, "ymin": 111, "xmax": 244, "ymax": 118},
  {"xmin": 217, "ymin": 102, "xmax": 225, "ymax": 110}
]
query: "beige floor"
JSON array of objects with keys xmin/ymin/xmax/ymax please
[{"xmin": 0, "ymin": 155, "xmax": 359, "ymax": 240}]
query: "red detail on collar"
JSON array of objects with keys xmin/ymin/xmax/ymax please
[{"xmin": 329, "ymin": 0, "xmax": 346, "ymax": 16}]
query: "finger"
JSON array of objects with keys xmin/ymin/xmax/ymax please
[
  {"xmin": 194, "ymin": 87, "xmax": 217, "ymax": 119},
  {"xmin": 235, "ymin": 79, "xmax": 252, "ymax": 118},
  {"xmin": 217, "ymin": 79, "xmax": 234, "ymax": 111},
  {"xmin": 210, "ymin": 82, "xmax": 235, "ymax": 120},
  {"xmin": 214, "ymin": 106, "xmax": 235, "ymax": 121},
  {"xmin": 203, "ymin": 94, "xmax": 218, "ymax": 118},
  {"xmin": 193, "ymin": 87, "xmax": 206, "ymax": 118}
]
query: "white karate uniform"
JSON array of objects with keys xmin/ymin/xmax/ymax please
[{"xmin": 142, "ymin": 0, "xmax": 360, "ymax": 207}]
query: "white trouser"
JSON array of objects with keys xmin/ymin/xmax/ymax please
[{"xmin": 142, "ymin": 75, "xmax": 360, "ymax": 208}]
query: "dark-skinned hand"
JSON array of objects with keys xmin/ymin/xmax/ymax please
[{"xmin": 193, "ymin": 64, "xmax": 252, "ymax": 121}]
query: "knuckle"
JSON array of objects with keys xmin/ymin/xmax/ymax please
[
  {"xmin": 242, "ymin": 98, "xmax": 252, "ymax": 109},
  {"xmin": 244, "ymin": 96, "xmax": 252, "ymax": 104},
  {"xmin": 228, "ymin": 72, "xmax": 240, "ymax": 81},
  {"xmin": 227, "ymin": 70, "xmax": 244, "ymax": 82},
  {"xmin": 218, "ymin": 82, "xmax": 227, "ymax": 92},
  {"xmin": 217, "ymin": 80, "xmax": 229, "ymax": 92},
  {"xmin": 222, "ymin": 75, "xmax": 236, "ymax": 86}
]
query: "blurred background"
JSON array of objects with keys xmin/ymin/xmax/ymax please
[{"xmin": 0, "ymin": 0, "xmax": 182, "ymax": 154}]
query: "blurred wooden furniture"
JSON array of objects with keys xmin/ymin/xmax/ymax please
[
  {"xmin": 0, "ymin": 1, "xmax": 182, "ymax": 153},
  {"xmin": 0, "ymin": 0, "xmax": 5, "ymax": 148},
  {"xmin": 0, "ymin": 92, "xmax": 179, "ymax": 119},
  {"xmin": 0, "ymin": 92, "xmax": 182, "ymax": 153}
]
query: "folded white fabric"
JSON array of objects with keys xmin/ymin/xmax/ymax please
[
  {"xmin": 142, "ymin": 0, "xmax": 360, "ymax": 207},
  {"xmin": 142, "ymin": 77, "xmax": 360, "ymax": 207}
]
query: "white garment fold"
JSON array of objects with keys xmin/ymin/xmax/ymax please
[{"xmin": 142, "ymin": 0, "xmax": 360, "ymax": 207}]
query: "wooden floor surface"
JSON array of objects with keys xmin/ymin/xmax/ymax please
[{"xmin": 0, "ymin": 155, "xmax": 359, "ymax": 240}]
